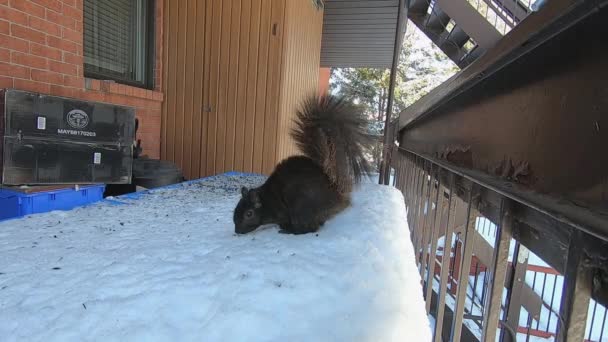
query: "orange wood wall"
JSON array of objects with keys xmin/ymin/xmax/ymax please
[{"xmin": 162, "ymin": 0, "xmax": 323, "ymax": 179}]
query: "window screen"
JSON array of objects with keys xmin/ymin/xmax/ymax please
[{"xmin": 84, "ymin": 0, "xmax": 154, "ymax": 88}]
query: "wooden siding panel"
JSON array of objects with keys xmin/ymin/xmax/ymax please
[
  {"xmin": 162, "ymin": 0, "xmax": 323, "ymax": 178},
  {"xmin": 276, "ymin": 1, "xmax": 324, "ymax": 162}
]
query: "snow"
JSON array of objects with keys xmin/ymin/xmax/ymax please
[{"xmin": 0, "ymin": 173, "xmax": 432, "ymax": 342}]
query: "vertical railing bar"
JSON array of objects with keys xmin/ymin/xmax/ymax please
[
  {"xmin": 433, "ymin": 173, "xmax": 457, "ymax": 342},
  {"xmin": 588, "ymin": 300, "xmax": 598, "ymax": 340},
  {"xmin": 415, "ymin": 160, "xmax": 426, "ymax": 266},
  {"xmin": 599, "ymin": 305, "xmax": 606, "ymax": 341},
  {"xmin": 471, "ymin": 262, "xmax": 480, "ymax": 314},
  {"xmin": 538, "ymin": 272, "xmax": 547, "ymax": 331},
  {"xmin": 415, "ymin": 160, "xmax": 430, "ymax": 267},
  {"xmin": 419, "ymin": 162, "xmax": 437, "ymax": 283},
  {"xmin": 525, "ymin": 310, "xmax": 532, "ymax": 342},
  {"xmin": 547, "ymin": 274, "xmax": 558, "ymax": 331},
  {"xmin": 525, "ymin": 271, "xmax": 539, "ymax": 342},
  {"xmin": 450, "ymin": 183, "xmax": 478, "ymax": 342},
  {"xmin": 481, "ymin": 198, "xmax": 514, "ymax": 342},
  {"xmin": 412, "ymin": 157, "xmax": 424, "ymax": 247},
  {"xmin": 406, "ymin": 154, "xmax": 416, "ymax": 219},
  {"xmin": 425, "ymin": 168, "xmax": 445, "ymax": 314}
]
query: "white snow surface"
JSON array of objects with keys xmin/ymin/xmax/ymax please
[{"xmin": 0, "ymin": 174, "xmax": 432, "ymax": 342}]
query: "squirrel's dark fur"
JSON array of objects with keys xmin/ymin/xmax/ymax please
[{"xmin": 233, "ymin": 94, "xmax": 371, "ymax": 235}]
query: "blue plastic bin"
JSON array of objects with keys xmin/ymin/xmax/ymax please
[{"xmin": 0, "ymin": 184, "xmax": 105, "ymax": 221}]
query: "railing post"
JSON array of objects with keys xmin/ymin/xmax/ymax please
[
  {"xmin": 433, "ymin": 173, "xmax": 457, "ymax": 342},
  {"xmin": 449, "ymin": 182, "xmax": 479, "ymax": 341},
  {"xmin": 425, "ymin": 168, "xmax": 444, "ymax": 312},
  {"xmin": 415, "ymin": 161, "xmax": 430, "ymax": 267},
  {"xmin": 556, "ymin": 230, "xmax": 592, "ymax": 341},
  {"xmin": 481, "ymin": 198, "xmax": 514, "ymax": 341},
  {"xmin": 419, "ymin": 163, "xmax": 438, "ymax": 282},
  {"xmin": 501, "ymin": 240, "xmax": 530, "ymax": 342}
]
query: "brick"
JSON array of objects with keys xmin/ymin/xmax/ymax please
[
  {"xmin": 31, "ymin": 69, "xmax": 63, "ymax": 84},
  {"xmin": 0, "ymin": 5, "xmax": 28, "ymax": 26},
  {"xmin": 0, "ymin": 0, "xmax": 7, "ymax": 5},
  {"xmin": 63, "ymin": 51, "xmax": 82, "ymax": 65},
  {"xmin": 63, "ymin": 74, "xmax": 82, "ymax": 88},
  {"xmin": 50, "ymin": 84, "xmax": 81, "ymax": 98},
  {"xmin": 11, "ymin": 24, "xmax": 46, "ymax": 45},
  {"xmin": 62, "ymin": 3, "xmax": 81, "ymax": 21},
  {"xmin": 62, "ymin": 0, "xmax": 75, "ymax": 6},
  {"xmin": 46, "ymin": 9, "xmax": 76, "ymax": 29},
  {"xmin": 11, "ymin": 52, "xmax": 47, "ymax": 69},
  {"xmin": 14, "ymin": 79, "xmax": 51, "ymax": 93},
  {"xmin": 47, "ymin": 35, "xmax": 79, "ymax": 54},
  {"xmin": 29, "ymin": 16, "xmax": 61, "ymax": 37},
  {"xmin": 30, "ymin": 43, "xmax": 62, "ymax": 61},
  {"xmin": 0, "ymin": 34, "xmax": 28, "ymax": 53},
  {"xmin": 30, "ymin": 0, "xmax": 62, "ymax": 13},
  {"xmin": 0, "ymin": 47, "xmax": 8, "ymax": 62},
  {"xmin": 0, "ymin": 61, "xmax": 29, "ymax": 78},
  {"xmin": 49, "ymin": 60, "xmax": 77, "ymax": 75},
  {"xmin": 9, "ymin": 0, "xmax": 45, "ymax": 19},
  {"xmin": 0, "ymin": 19, "xmax": 8, "ymax": 34},
  {"xmin": 0, "ymin": 75, "xmax": 13, "ymax": 88},
  {"xmin": 62, "ymin": 26, "xmax": 80, "ymax": 43}
]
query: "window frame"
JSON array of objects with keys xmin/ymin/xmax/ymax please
[{"xmin": 83, "ymin": 0, "xmax": 156, "ymax": 90}]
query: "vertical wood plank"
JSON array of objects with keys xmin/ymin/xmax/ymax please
[
  {"xmin": 181, "ymin": 0, "xmax": 197, "ymax": 179},
  {"xmin": 164, "ymin": 0, "xmax": 180, "ymax": 162},
  {"xmin": 420, "ymin": 164, "xmax": 439, "ymax": 284},
  {"xmin": 213, "ymin": 0, "xmax": 232, "ymax": 174},
  {"xmin": 205, "ymin": 0, "xmax": 222, "ymax": 176},
  {"xmin": 233, "ymin": 0, "xmax": 251, "ymax": 172},
  {"xmin": 261, "ymin": 0, "xmax": 285, "ymax": 173},
  {"xmin": 557, "ymin": 230, "xmax": 593, "ymax": 342},
  {"xmin": 433, "ymin": 174, "xmax": 457, "ymax": 342},
  {"xmin": 174, "ymin": 0, "xmax": 188, "ymax": 170},
  {"xmin": 190, "ymin": 0, "xmax": 206, "ymax": 179},
  {"xmin": 252, "ymin": 0, "xmax": 272, "ymax": 174},
  {"xmin": 482, "ymin": 199, "xmax": 514, "ymax": 341},
  {"xmin": 243, "ymin": 0, "xmax": 261, "ymax": 172},
  {"xmin": 200, "ymin": 0, "xmax": 213, "ymax": 176},
  {"xmin": 450, "ymin": 185, "xmax": 478, "ymax": 341},
  {"xmin": 426, "ymin": 171, "xmax": 446, "ymax": 314},
  {"xmin": 224, "ymin": 0, "xmax": 242, "ymax": 172},
  {"xmin": 160, "ymin": 0, "xmax": 170, "ymax": 159}
]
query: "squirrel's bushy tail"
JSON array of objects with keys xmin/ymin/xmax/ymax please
[{"xmin": 291, "ymin": 94, "xmax": 372, "ymax": 194}]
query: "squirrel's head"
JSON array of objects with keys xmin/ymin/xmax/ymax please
[{"xmin": 233, "ymin": 186, "xmax": 263, "ymax": 234}]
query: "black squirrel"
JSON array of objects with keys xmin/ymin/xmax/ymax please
[{"xmin": 233, "ymin": 94, "xmax": 371, "ymax": 235}]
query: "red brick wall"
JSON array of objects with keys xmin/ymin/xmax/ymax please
[{"xmin": 0, "ymin": 0, "xmax": 164, "ymax": 158}]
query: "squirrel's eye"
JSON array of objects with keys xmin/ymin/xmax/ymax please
[{"xmin": 245, "ymin": 210, "xmax": 253, "ymax": 218}]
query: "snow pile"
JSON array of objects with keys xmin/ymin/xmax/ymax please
[{"xmin": 0, "ymin": 174, "xmax": 431, "ymax": 342}]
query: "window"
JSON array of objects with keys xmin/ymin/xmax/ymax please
[{"xmin": 84, "ymin": 0, "xmax": 155, "ymax": 89}]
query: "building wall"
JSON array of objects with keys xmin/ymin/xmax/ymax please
[
  {"xmin": 162, "ymin": 0, "xmax": 323, "ymax": 179},
  {"xmin": 318, "ymin": 67, "xmax": 331, "ymax": 96},
  {"xmin": 0, "ymin": 0, "xmax": 164, "ymax": 158},
  {"xmin": 275, "ymin": 0, "xmax": 324, "ymax": 161}
]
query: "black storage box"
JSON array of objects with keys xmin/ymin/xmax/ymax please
[{"xmin": 0, "ymin": 89, "xmax": 135, "ymax": 185}]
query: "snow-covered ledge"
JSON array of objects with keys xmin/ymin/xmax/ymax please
[{"xmin": 0, "ymin": 173, "xmax": 431, "ymax": 341}]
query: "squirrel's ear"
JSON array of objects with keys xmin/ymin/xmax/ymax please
[
  {"xmin": 241, "ymin": 187, "xmax": 248, "ymax": 198},
  {"xmin": 249, "ymin": 189, "xmax": 262, "ymax": 208}
]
